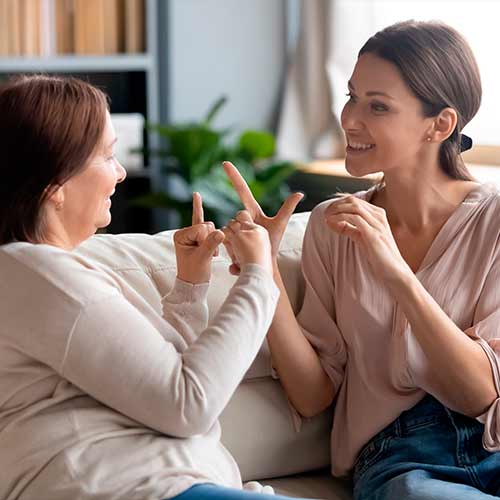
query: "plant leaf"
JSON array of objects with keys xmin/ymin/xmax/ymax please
[
  {"xmin": 204, "ymin": 95, "xmax": 228, "ymax": 126},
  {"xmin": 238, "ymin": 130, "xmax": 275, "ymax": 160}
]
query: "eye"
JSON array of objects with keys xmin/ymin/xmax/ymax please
[
  {"xmin": 106, "ymin": 154, "xmax": 116, "ymax": 163},
  {"xmin": 345, "ymin": 92, "xmax": 357, "ymax": 103},
  {"xmin": 371, "ymin": 102, "xmax": 388, "ymax": 113}
]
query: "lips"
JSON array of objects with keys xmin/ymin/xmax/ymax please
[
  {"xmin": 346, "ymin": 139, "xmax": 376, "ymax": 155},
  {"xmin": 347, "ymin": 139, "xmax": 375, "ymax": 150}
]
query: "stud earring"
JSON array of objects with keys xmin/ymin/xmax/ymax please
[{"xmin": 426, "ymin": 137, "xmax": 432, "ymax": 142}]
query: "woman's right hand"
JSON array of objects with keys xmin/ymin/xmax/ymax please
[
  {"xmin": 222, "ymin": 210, "xmax": 273, "ymax": 276},
  {"xmin": 174, "ymin": 192, "xmax": 224, "ymax": 284},
  {"xmin": 223, "ymin": 161, "xmax": 304, "ymax": 261}
]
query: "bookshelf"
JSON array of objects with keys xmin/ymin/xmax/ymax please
[{"xmin": 0, "ymin": 0, "xmax": 163, "ymax": 234}]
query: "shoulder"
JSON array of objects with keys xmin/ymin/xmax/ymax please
[
  {"xmin": 0, "ymin": 242, "xmax": 120, "ymax": 307},
  {"xmin": 470, "ymin": 183, "xmax": 500, "ymax": 235},
  {"xmin": 482, "ymin": 183, "xmax": 500, "ymax": 211}
]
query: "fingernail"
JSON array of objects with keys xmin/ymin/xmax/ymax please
[{"xmin": 213, "ymin": 231, "xmax": 224, "ymax": 243}]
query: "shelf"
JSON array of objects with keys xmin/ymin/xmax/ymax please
[{"xmin": 0, "ymin": 54, "xmax": 154, "ymax": 73}]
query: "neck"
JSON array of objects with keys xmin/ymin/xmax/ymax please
[
  {"xmin": 39, "ymin": 211, "xmax": 82, "ymax": 250},
  {"xmin": 374, "ymin": 163, "xmax": 477, "ymax": 232}
]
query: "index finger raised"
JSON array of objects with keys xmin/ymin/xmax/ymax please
[
  {"xmin": 222, "ymin": 161, "xmax": 262, "ymax": 214},
  {"xmin": 192, "ymin": 191, "xmax": 204, "ymax": 225}
]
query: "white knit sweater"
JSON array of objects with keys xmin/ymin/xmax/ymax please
[{"xmin": 0, "ymin": 242, "xmax": 279, "ymax": 500}]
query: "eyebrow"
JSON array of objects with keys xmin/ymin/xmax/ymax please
[{"xmin": 348, "ymin": 80, "xmax": 394, "ymax": 100}]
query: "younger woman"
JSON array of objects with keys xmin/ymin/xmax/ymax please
[{"xmin": 225, "ymin": 20, "xmax": 500, "ymax": 500}]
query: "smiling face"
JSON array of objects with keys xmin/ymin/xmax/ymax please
[
  {"xmin": 341, "ymin": 52, "xmax": 435, "ymax": 178},
  {"xmin": 55, "ymin": 112, "xmax": 127, "ymax": 244}
]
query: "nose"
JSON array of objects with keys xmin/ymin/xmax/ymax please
[
  {"xmin": 114, "ymin": 159, "xmax": 127, "ymax": 183},
  {"xmin": 341, "ymin": 101, "xmax": 363, "ymax": 133}
]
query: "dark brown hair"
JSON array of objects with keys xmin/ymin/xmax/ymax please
[
  {"xmin": 0, "ymin": 74, "xmax": 109, "ymax": 244},
  {"xmin": 359, "ymin": 20, "xmax": 481, "ymax": 181}
]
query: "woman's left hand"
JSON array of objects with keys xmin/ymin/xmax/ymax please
[{"xmin": 324, "ymin": 195, "xmax": 412, "ymax": 284}]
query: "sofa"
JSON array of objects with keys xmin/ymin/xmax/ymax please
[{"xmin": 75, "ymin": 212, "xmax": 354, "ymax": 500}]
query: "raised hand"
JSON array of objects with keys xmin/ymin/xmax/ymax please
[
  {"xmin": 324, "ymin": 195, "xmax": 411, "ymax": 283},
  {"xmin": 221, "ymin": 210, "xmax": 273, "ymax": 277},
  {"xmin": 173, "ymin": 192, "xmax": 225, "ymax": 284},
  {"xmin": 223, "ymin": 161, "xmax": 304, "ymax": 260}
]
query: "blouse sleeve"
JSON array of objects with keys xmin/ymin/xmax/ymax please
[
  {"xmin": 59, "ymin": 264, "xmax": 279, "ymax": 438},
  {"xmin": 296, "ymin": 203, "xmax": 347, "ymax": 398},
  {"xmin": 161, "ymin": 278, "xmax": 210, "ymax": 345},
  {"xmin": 463, "ymin": 240, "xmax": 500, "ymax": 451}
]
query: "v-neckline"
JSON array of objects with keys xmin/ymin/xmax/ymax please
[{"xmin": 364, "ymin": 182, "xmax": 493, "ymax": 276}]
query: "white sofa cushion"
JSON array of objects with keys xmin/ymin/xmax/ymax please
[{"xmin": 75, "ymin": 212, "xmax": 333, "ymax": 482}]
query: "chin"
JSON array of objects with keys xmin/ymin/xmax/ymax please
[
  {"xmin": 97, "ymin": 214, "xmax": 112, "ymax": 229},
  {"xmin": 345, "ymin": 156, "xmax": 381, "ymax": 178}
]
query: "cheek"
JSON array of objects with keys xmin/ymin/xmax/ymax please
[{"xmin": 340, "ymin": 104, "xmax": 349, "ymax": 130}]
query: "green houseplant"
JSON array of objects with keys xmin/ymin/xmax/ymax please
[{"xmin": 135, "ymin": 97, "xmax": 296, "ymax": 227}]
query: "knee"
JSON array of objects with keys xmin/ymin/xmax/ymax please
[
  {"xmin": 356, "ymin": 469, "xmax": 431, "ymax": 500},
  {"xmin": 383, "ymin": 470, "xmax": 431, "ymax": 500}
]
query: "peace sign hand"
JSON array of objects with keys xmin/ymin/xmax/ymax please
[
  {"xmin": 223, "ymin": 161, "xmax": 304, "ymax": 260},
  {"xmin": 173, "ymin": 192, "xmax": 225, "ymax": 284}
]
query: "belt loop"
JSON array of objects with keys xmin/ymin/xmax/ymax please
[{"xmin": 394, "ymin": 415, "xmax": 402, "ymax": 437}]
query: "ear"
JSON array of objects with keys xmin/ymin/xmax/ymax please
[
  {"xmin": 45, "ymin": 184, "xmax": 65, "ymax": 211},
  {"xmin": 428, "ymin": 107, "xmax": 458, "ymax": 144}
]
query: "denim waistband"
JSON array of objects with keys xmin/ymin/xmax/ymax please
[{"xmin": 374, "ymin": 394, "xmax": 482, "ymax": 441}]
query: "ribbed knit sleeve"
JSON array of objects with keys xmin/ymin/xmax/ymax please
[{"xmin": 60, "ymin": 264, "xmax": 279, "ymax": 438}]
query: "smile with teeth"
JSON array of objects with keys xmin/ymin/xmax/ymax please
[{"xmin": 348, "ymin": 140, "xmax": 375, "ymax": 151}]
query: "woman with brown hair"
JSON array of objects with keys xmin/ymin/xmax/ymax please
[
  {"xmin": 225, "ymin": 20, "xmax": 500, "ymax": 499},
  {"xmin": 0, "ymin": 75, "xmax": 308, "ymax": 500}
]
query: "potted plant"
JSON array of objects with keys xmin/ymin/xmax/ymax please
[{"xmin": 134, "ymin": 96, "xmax": 296, "ymax": 227}]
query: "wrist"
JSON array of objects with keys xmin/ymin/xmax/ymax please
[
  {"xmin": 385, "ymin": 264, "xmax": 417, "ymax": 296},
  {"xmin": 176, "ymin": 266, "xmax": 211, "ymax": 285},
  {"xmin": 272, "ymin": 257, "xmax": 280, "ymax": 273}
]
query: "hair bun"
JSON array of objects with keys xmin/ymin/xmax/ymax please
[{"xmin": 460, "ymin": 133, "xmax": 473, "ymax": 153}]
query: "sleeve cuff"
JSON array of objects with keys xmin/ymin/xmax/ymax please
[
  {"xmin": 239, "ymin": 263, "xmax": 280, "ymax": 302},
  {"xmin": 162, "ymin": 277, "xmax": 210, "ymax": 305},
  {"xmin": 475, "ymin": 338, "xmax": 500, "ymax": 451}
]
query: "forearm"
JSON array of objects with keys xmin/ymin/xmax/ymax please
[
  {"xmin": 162, "ymin": 278, "xmax": 209, "ymax": 344},
  {"xmin": 391, "ymin": 271, "xmax": 497, "ymax": 417},
  {"xmin": 267, "ymin": 263, "xmax": 335, "ymax": 418}
]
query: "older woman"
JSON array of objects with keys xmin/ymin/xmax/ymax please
[{"xmin": 0, "ymin": 75, "xmax": 307, "ymax": 500}]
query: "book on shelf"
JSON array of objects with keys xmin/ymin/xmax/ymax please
[
  {"xmin": 55, "ymin": 0, "xmax": 74, "ymax": 54},
  {"xmin": 40, "ymin": 0, "xmax": 57, "ymax": 56},
  {"xmin": 0, "ymin": 0, "xmax": 145, "ymax": 57},
  {"xmin": 125, "ymin": 0, "xmax": 145, "ymax": 54},
  {"xmin": 21, "ymin": 0, "xmax": 41, "ymax": 57},
  {"xmin": 0, "ymin": 0, "xmax": 9, "ymax": 56},
  {"xmin": 7, "ymin": 0, "xmax": 22, "ymax": 56}
]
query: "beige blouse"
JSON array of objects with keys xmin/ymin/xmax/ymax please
[{"xmin": 297, "ymin": 183, "xmax": 500, "ymax": 477}]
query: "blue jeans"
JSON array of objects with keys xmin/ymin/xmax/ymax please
[
  {"xmin": 168, "ymin": 483, "xmax": 314, "ymax": 500},
  {"xmin": 353, "ymin": 394, "xmax": 500, "ymax": 499}
]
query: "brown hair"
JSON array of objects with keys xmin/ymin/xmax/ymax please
[
  {"xmin": 0, "ymin": 74, "xmax": 109, "ymax": 244},
  {"xmin": 359, "ymin": 20, "xmax": 481, "ymax": 181}
]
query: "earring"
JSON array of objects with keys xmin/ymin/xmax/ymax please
[{"xmin": 426, "ymin": 137, "xmax": 432, "ymax": 142}]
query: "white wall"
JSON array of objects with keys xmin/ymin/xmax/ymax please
[{"xmin": 167, "ymin": 0, "xmax": 287, "ymax": 132}]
